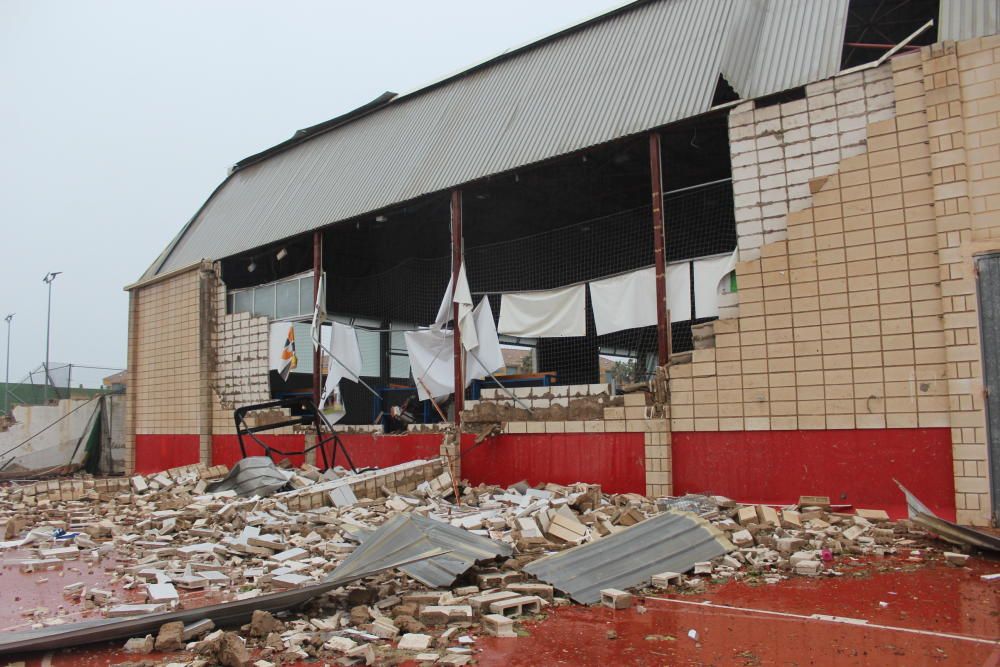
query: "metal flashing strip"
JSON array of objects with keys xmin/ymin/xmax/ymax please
[
  {"xmin": 896, "ymin": 480, "xmax": 1000, "ymax": 553},
  {"xmin": 0, "ymin": 547, "xmax": 443, "ymax": 655}
]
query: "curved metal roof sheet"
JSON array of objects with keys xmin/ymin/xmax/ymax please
[{"xmin": 149, "ymin": 0, "xmax": 850, "ymax": 278}]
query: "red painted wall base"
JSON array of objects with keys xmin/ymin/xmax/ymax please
[
  {"xmin": 212, "ymin": 434, "xmax": 307, "ymax": 469},
  {"xmin": 135, "ymin": 434, "xmax": 200, "ymax": 474},
  {"xmin": 672, "ymin": 428, "xmax": 955, "ymax": 521},
  {"xmin": 141, "ymin": 428, "xmax": 955, "ymax": 521},
  {"xmin": 323, "ymin": 433, "xmax": 447, "ymax": 470},
  {"xmin": 461, "ymin": 433, "xmax": 647, "ymax": 494},
  {"xmin": 136, "ymin": 431, "xmax": 646, "ymax": 496}
]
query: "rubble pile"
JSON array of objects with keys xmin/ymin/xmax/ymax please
[
  {"xmin": 0, "ymin": 459, "xmax": 966, "ymax": 665},
  {"xmin": 651, "ymin": 494, "xmax": 943, "ymax": 588}
]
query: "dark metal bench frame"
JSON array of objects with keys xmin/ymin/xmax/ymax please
[{"xmin": 233, "ymin": 396, "xmax": 366, "ymax": 473}]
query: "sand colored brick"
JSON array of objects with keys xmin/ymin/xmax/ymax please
[{"xmin": 674, "ymin": 40, "xmax": 999, "ymax": 526}]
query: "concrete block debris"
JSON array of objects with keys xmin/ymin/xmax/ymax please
[
  {"xmin": 600, "ymin": 588, "xmax": 633, "ymax": 609},
  {"xmin": 0, "ymin": 454, "xmax": 968, "ymax": 662},
  {"xmin": 482, "ymin": 613, "xmax": 516, "ymax": 637},
  {"xmin": 650, "ymin": 571, "xmax": 683, "ymax": 588}
]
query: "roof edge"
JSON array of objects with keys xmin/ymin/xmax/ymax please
[
  {"xmin": 125, "ymin": 259, "xmax": 209, "ymax": 292},
  {"xmin": 231, "ymin": 91, "xmax": 398, "ymax": 173},
  {"xmin": 228, "ymin": 0, "xmax": 649, "ymax": 174}
]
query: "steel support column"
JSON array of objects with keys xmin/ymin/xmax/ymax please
[
  {"xmin": 312, "ymin": 230, "xmax": 323, "ymax": 407},
  {"xmin": 450, "ymin": 190, "xmax": 464, "ymax": 427},
  {"xmin": 650, "ymin": 132, "xmax": 671, "ymax": 365}
]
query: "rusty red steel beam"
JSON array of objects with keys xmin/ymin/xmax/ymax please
[
  {"xmin": 312, "ymin": 230, "xmax": 323, "ymax": 407},
  {"xmin": 649, "ymin": 131, "xmax": 671, "ymax": 366},
  {"xmin": 450, "ymin": 189, "xmax": 464, "ymax": 427}
]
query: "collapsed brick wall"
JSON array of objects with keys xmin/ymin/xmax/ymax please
[
  {"xmin": 462, "ymin": 384, "xmax": 671, "ymax": 498},
  {"xmin": 671, "ymin": 37, "xmax": 1000, "ymax": 526},
  {"xmin": 209, "ymin": 267, "xmax": 272, "ymax": 435},
  {"xmin": 281, "ymin": 457, "xmax": 448, "ymax": 511}
]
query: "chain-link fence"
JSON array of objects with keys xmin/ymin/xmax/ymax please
[
  {"xmin": 321, "ymin": 177, "xmax": 735, "ymax": 425},
  {"xmin": 2, "ymin": 363, "xmax": 122, "ymax": 415}
]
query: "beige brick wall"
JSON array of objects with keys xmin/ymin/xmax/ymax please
[
  {"xmin": 927, "ymin": 37, "xmax": 1000, "ymax": 523},
  {"xmin": 125, "ymin": 263, "xmax": 213, "ymax": 472},
  {"xmin": 672, "ymin": 38, "xmax": 1000, "ymax": 526}
]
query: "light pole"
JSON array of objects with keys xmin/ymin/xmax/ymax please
[
  {"xmin": 3, "ymin": 314, "xmax": 12, "ymax": 417},
  {"xmin": 42, "ymin": 272, "xmax": 61, "ymax": 403}
]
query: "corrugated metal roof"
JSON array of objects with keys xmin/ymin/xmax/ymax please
[
  {"xmin": 351, "ymin": 513, "xmax": 514, "ymax": 588},
  {"xmin": 721, "ymin": 0, "xmax": 849, "ymax": 99},
  {"xmin": 939, "ymin": 0, "xmax": 1000, "ymax": 41},
  {"xmin": 523, "ymin": 510, "xmax": 733, "ymax": 604},
  {"xmin": 150, "ymin": 0, "xmax": 854, "ymax": 278}
]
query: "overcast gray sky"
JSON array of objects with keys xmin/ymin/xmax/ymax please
[{"xmin": 0, "ymin": 0, "xmax": 622, "ymax": 386}]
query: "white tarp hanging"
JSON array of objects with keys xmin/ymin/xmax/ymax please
[
  {"xmin": 466, "ymin": 297, "xmax": 505, "ymax": 384},
  {"xmin": 268, "ymin": 322, "xmax": 298, "ymax": 381},
  {"xmin": 589, "ymin": 267, "xmax": 657, "ymax": 335},
  {"xmin": 432, "ymin": 263, "xmax": 477, "ymax": 350},
  {"xmin": 404, "ymin": 328, "xmax": 455, "ymax": 401},
  {"xmin": 321, "ymin": 322, "xmax": 364, "ymax": 407},
  {"xmin": 693, "ymin": 249, "xmax": 738, "ymax": 319},
  {"xmin": 498, "ymin": 284, "xmax": 586, "ymax": 338},
  {"xmin": 665, "ymin": 261, "xmax": 692, "ymax": 323}
]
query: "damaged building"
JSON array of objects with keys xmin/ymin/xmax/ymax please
[{"xmin": 126, "ymin": 0, "xmax": 1000, "ymax": 527}]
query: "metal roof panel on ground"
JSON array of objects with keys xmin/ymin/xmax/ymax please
[
  {"xmin": 204, "ymin": 456, "xmax": 294, "ymax": 497},
  {"xmin": 524, "ymin": 509, "xmax": 734, "ymax": 604},
  {"xmin": 149, "ymin": 0, "xmax": 857, "ymax": 278},
  {"xmin": 347, "ymin": 513, "xmax": 514, "ymax": 588}
]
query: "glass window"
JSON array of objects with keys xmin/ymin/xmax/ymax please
[
  {"xmin": 390, "ymin": 353, "xmax": 410, "ymax": 379},
  {"xmin": 252, "ymin": 284, "xmax": 275, "ymax": 318},
  {"xmin": 276, "ymin": 280, "xmax": 299, "ymax": 319},
  {"xmin": 389, "ymin": 330, "xmax": 407, "ymax": 354},
  {"xmin": 355, "ymin": 329, "xmax": 380, "ymax": 377},
  {"xmin": 299, "ymin": 277, "xmax": 313, "ymax": 316},
  {"xmin": 389, "ymin": 328, "xmax": 411, "ymax": 380},
  {"xmin": 227, "ymin": 293, "xmax": 235, "ymax": 314},
  {"xmin": 234, "ymin": 290, "xmax": 252, "ymax": 314}
]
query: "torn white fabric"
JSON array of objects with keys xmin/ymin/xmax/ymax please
[
  {"xmin": 693, "ymin": 249, "xmax": 738, "ymax": 318},
  {"xmin": 432, "ymin": 262, "xmax": 477, "ymax": 350},
  {"xmin": 404, "ymin": 328, "xmax": 455, "ymax": 401},
  {"xmin": 310, "ymin": 274, "xmax": 326, "ymax": 351},
  {"xmin": 589, "ymin": 267, "xmax": 657, "ymax": 335},
  {"xmin": 321, "ymin": 322, "xmax": 364, "ymax": 410},
  {"xmin": 269, "ymin": 322, "xmax": 298, "ymax": 381},
  {"xmin": 433, "ymin": 275, "xmax": 453, "ymax": 330},
  {"xmin": 466, "ymin": 297, "xmax": 505, "ymax": 384},
  {"xmin": 498, "ymin": 284, "xmax": 586, "ymax": 337},
  {"xmin": 665, "ymin": 261, "xmax": 692, "ymax": 323},
  {"xmin": 455, "ymin": 263, "xmax": 477, "ymax": 351}
]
